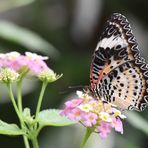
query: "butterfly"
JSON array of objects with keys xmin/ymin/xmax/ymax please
[{"xmin": 90, "ymin": 13, "xmax": 148, "ymax": 111}]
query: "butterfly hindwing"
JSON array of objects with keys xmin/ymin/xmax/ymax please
[
  {"xmin": 100, "ymin": 59, "xmax": 148, "ymax": 111},
  {"xmin": 90, "ymin": 13, "xmax": 148, "ymax": 111}
]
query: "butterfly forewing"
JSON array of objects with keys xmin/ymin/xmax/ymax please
[{"xmin": 90, "ymin": 13, "xmax": 148, "ymax": 111}]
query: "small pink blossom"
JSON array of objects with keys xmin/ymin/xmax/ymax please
[
  {"xmin": 98, "ymin": 121, "xmax": 111, "ymax": 139},
  {"xmin": 111, "ymin": 117, "xmax": 123, "ymax": 134},
  {"xmin": 83, "ymin": 112, "xmax": 98, "ymax": 127},
  {"xmin": 60, "ymin": 106, "xmax": 72, "ymax": 116},
  {"xmin": 8, "ymin": 56, "xmax": 27, "ymax": 71},
  {"xmin": 68, "ymin": 108, "xmax": 83, "ymax": 121},
  {"xmin": 65, "ymin": 99, "xmax": 83, "ymax": 108},
  {"xmin": 0, "ymin": 52, "xmax": 49, "ymax": 75},
  {"xmin": 26, "ymin": 58, "xmax": 48, "ymax": 74},
  {"xmin": 61, "ymin": 107, "xmax": 82, "ymax": 121}
]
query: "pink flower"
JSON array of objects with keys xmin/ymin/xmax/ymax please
[
  {"xmin": 83, "ymin": 112, "xmax": 98, "ymax": 127},
  {"xmin": 60, "ymin": 99, "xmax": 83, "ymax": 117},
  {"xmin": 65, "ymin": 99, "xmax": 83, "ymax": 108},
  {"xmin": 111, "ymin": 117, "xmax": 123, "ymax": 134},
  {"xmin": 8, "ymin": 56, "xmax": 27, "ymax": 71},
  {"xmin": 24, "ymin": 52, "xmax": 48, "ymax": 74},
  {"xmin": 68, "ymin": 108, "xmax": 83, "ymax": 121},
  {"xmin": 61, "ymin": 107, "xmax": 83, "ymax": 121},
  {"xmin": 98, "ymin": 121, "xmax": 111, "ymax": 139},
  {"xmin": 0, "ymin": 52, "xmax": 49, "ymax": 75},
  {"xmin": 24, "ymin": 57, "xmax": 48, "ymax": 74},
  {"xmin": 60, "ymin": 106, "xmax": 72, "ymax": 116}
]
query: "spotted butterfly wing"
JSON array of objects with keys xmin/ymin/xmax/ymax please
[{"xmin": 90, "ymin": 13, "xmax": 148, "ymax": 111}]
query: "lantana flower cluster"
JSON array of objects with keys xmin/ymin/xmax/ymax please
[
  {"xmin": 61, "ymin": 91, "xmax": 126, "ymax": 139},
  {"xmin": 0, "ymin": 51, "xmax": 61, "ymax": 83},
  {"xmin": 0, "ymin": 51, "xmax": 48, "ymax": 74}
]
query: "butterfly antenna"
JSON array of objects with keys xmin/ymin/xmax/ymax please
[
  {"xmin": 59, "ymin": 85, "xmax": 89, "ymax": 95},
  {"xmin": 68, "ymin": 85, "xmax": 85, "ymax": 90}
]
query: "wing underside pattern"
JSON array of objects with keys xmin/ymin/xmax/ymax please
[
  {"xmin": 99, "ymin": 60, "xmax": 148, "ymax": 111},
  {"xmin": 90, "ymin": 13, "xmax": 148, "ymax": 111}
]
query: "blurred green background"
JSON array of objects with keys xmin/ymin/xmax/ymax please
[{"xmin": 0, "ymin": 0, "xmax": 148, "ymax": 148}]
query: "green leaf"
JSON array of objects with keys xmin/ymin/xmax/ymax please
[
  {"xmin": 0, "ymin": 120, "xmax": 24, "ymax": 136},
  {"xmin": 0, "ymin": 21, "xmax": 59, "ymax": 59},
  {"xmin": 37, "ymin": 109, "xmax": 77, "ymax": 127},
  {"xmin": 126, "ymin": 112, "xmax": 148, "ymax": 135},
  {"xmin": 0, "ymin": 0, "xmax": 35, "ymax": 12}
]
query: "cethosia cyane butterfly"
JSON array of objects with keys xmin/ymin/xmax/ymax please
[{"xmin": 90, "ymin": 13, "xmax": 148, "ymax": 111}]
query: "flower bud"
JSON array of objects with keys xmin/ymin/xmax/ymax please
[
  {"xmin": 38, "ymin": 68, "xmax": 62, "ymax": 83},
  {"xmin": 0, "ymin": 68, "xmax": 19, "ymax": 83},
  {"xmin": 23, "ymin": 108, "xmax": 34, "ymax": 124}
]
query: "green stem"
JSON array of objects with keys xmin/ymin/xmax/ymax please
[
  {"xmin": 7, "ymin": 83, "xmax": 30, "ymax": 148},
  {"xmin": 35, "ymin": 82, "xmax": 48, "ymax": 117},
  {"xmin": 32, "ymin": 136, "xmax": 39, "ymax": 148},
  {"xmin": 23, "ymin": 136, "xmax": 30, "ymax": 148},
  {"xmin": 17, "ymin": 80, "xmax": 23, "ymax": 112},
  {"xmin": 36, "ymin": 126, "xmax": 42, "ymax": 136},
  {"xmin": 7, "ymin": 83, "xmax": 22, "ymax": 121},
  {"xmin": 80, "ymin": 128, "xmax": 92, "ymax": 148},
  {"xmin": 17, "ymin": 80, "xmax": 30, "ymax": 148}
]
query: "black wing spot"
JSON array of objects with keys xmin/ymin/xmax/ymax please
[
  {"xmin": 120, "ymin": 83, "xmax": 124, "ymax": 87},
  {"xmin": 113, "ymin": 86, "xmax": 117, "ymax": 90},
  {"xmin": 116, "ymin": 45, "xmax": 121, "ymax": 49},
  {"xmin": 132, "ymin": 75, "xmax": 136, "ymax": 78},
  {"xmin": 119, "ymin": 93, "xmax": 121, "ymax": 97}
]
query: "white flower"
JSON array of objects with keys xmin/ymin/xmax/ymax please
[
  {"xmin": 78, "ymin": 104, "xmax": 93, "ymax": 112},
  {"xmin": 112, "ymin": 108, "xmax": 126, "ymax": 119},
  {"xmin": 76, "ymin": 91, "xmax": 92, "ymax": 99},
  {"xmin": 76, "ymin": 91, "xmax": 83, "ymax": 97},
  {"xmin": 99, "ymin": 112, "xmax": 112, "ymax": 122},
  {"xmin": 25, "ymin": 52, "xmax": 48, "ymax": 60},
  {"xmin": 0, "ymin": 53, "xmax": 5, "ymax": 58},
  {"xmin": 6, "ymin": 52, "xmax": 20, "ymax": 60}
]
